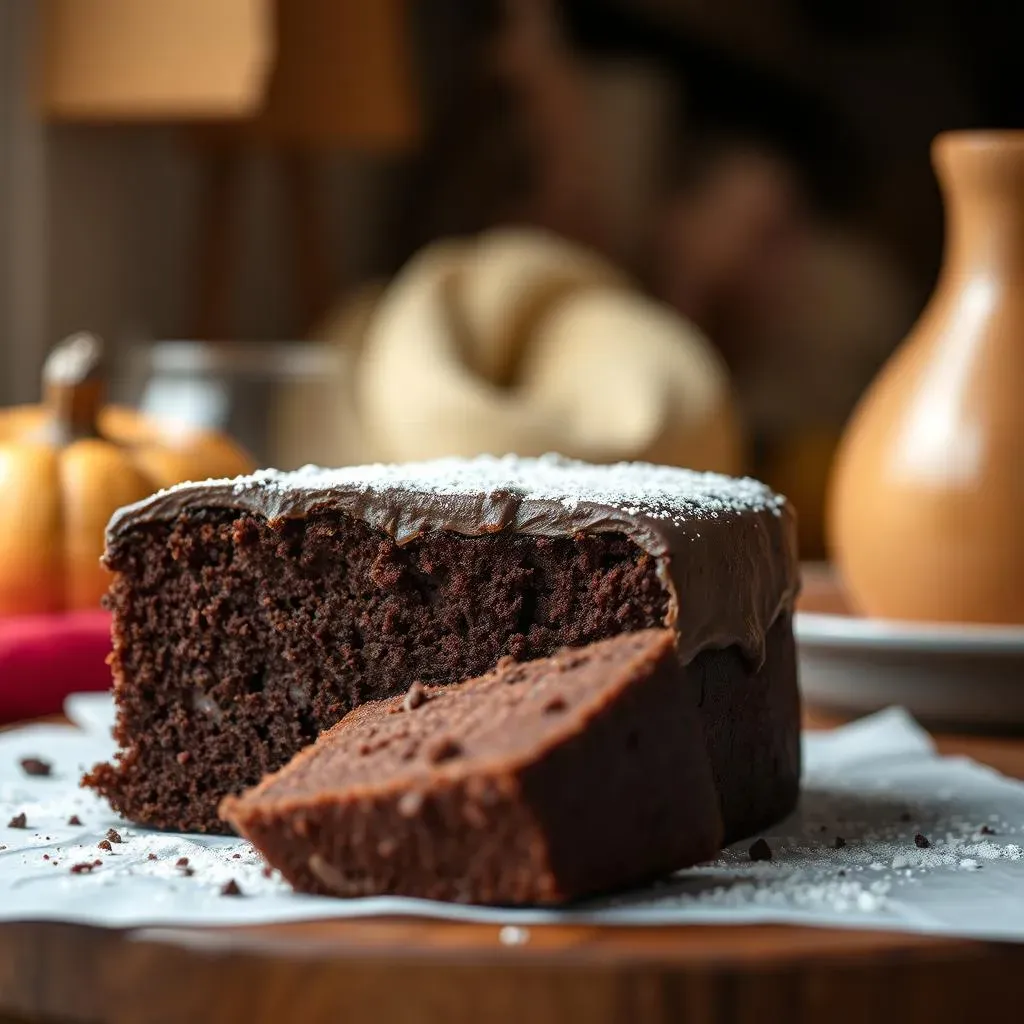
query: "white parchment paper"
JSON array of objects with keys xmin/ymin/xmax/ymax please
[{"xmin": 2, "ymin": 695, "xmax": 1023, "ymax": 939}]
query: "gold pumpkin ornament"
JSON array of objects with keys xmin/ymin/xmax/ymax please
[{"xmin": 0, "ymin": 333, "xmax": 255, "ymax": 616}]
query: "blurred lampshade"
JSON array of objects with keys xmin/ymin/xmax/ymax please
[{"xmin": 40, "ymin": 0, "xmax": 420, "ymax": 150}]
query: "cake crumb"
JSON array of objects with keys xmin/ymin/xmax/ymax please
[
  {"xmin": 67, "ymin": 815, "xmax": 83, "ymax": 826},
  {"xmin": 70, "ymin": 860, "xmax": 102, "ymax": 874},
  {"xmin": 7, "ymin": 813, "xmax": 27, "ymax": 829},
  {"xmin": 834, "ymin": 837, "xmax": 846, "ymax": 849},
  {"xmin": 426, "ymin": 736, "xmax": 463, "ymax": 764},
  {"xmin": 19, "ymin": 757, "xmax": 52, "ymax": 777},
  {"xmin": 979, "ymin": 825, "xmax": 997, "ymax": 835},
  {"xmin": 220, "ymin": 879, "xmax": 243, "ymax": 897},
  {"xmin": 232, "ymin": 853, "xmax": 241, "ymax": 859},
  {"xmin": 749, "ymin": 838, "xmax": 773, "ymax": 862},
  {"xmin": 403, "ymin": 681, "xmax": 427, "ymax": 712},
  {"xmin": 914, "ymin": 833, "xmax": 931, "ymax": 849},
  {"xmin": 105, "ymin": 828, "xmax": 123, "ymax": 844},
  {"xmin": 97, "ymin": 839, "xmax": 112, "ymax": 852},
  {"xmin": 147, "ymin": 853, "xmax": 158, "ymax": 861},
  {"xmin": 175, "ymin": 857, "xmax": 189, "ymax": 867}
]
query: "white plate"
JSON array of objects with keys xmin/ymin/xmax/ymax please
[{"xmin": 796, "ymin": 569, "xmax": 1024, "ymax": 729}]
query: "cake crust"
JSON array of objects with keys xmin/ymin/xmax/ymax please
[{"xmin": 86, "ymin": 456, "xmax": 801, "ymax": 839}]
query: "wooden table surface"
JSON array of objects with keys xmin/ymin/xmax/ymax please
[{"xmin": 2, "ymin": 713, "xmax": 1023, "ymax": 1024}]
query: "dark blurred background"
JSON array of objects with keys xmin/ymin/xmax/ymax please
[{"xmin": 1, "ymin": 0, "xmax": 1021, "ymax": 559}]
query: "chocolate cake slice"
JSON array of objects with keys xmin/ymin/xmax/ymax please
[
  {"xmin": 84, "ymin": 455, "xmax": 800, "ymax": 837},
  {"xmin": 220, "ymin": 630, "xmax": 724, "ymax": 905}
]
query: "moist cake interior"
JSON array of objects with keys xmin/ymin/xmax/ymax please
[
  {"xmin": 87, "ymin": 510, "xmax": 670, "ymax": 832},
  {"xmin": 235, "ymin": 630, "xmax": 680, "ymax": 801},
  {"xmin": 220, "ymin": 629, "xmax": 724, "ymax": 905}
]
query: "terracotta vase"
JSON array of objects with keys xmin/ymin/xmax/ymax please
[{"xmin": 828, "ymin": 131, "xmax": 1024, "ymax": 625}]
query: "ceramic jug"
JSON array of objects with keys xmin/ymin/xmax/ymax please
[{"xmin": 828, "ymin": 131, "xmax": 1024, "ymax": 624}]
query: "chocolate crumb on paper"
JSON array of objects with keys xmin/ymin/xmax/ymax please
[
  {"xmin": 105, "ymin": 828, "xmax": 122, "ymax": 844},
  {"xmin": 175, "ymin": 855, "xmax": 196, "ymax": 877},
  {"xmin": 19, "ymin": 757, "xmax": 52, "ymax": 777},
  {"xmin": 97, "ymin": 839, "xmax": 112, "ymax": 852},
  {"xmin": 67, "ymin": 815, "xmax": 83, "ymax": 826},
  {"xmin": 70, "ymin": 860, "xmax": 102, "ymax": 874},
  {"xmin": 6, "ymin": 813, "xmax": 26, "ymax": 829},
  {"xmin": 220, "ymin": 879, "xmax": 244, "ymax": 897},
  {"xmin": 915, "ymin": 833, "xmax": 931, "ymax": 849},
  {"xmin": 749, "ymin": 838, "xmax": 773, "ymax": 862}
]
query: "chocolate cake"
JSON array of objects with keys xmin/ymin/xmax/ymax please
[
  {"xmin": 221, "ymin": 630, "xmax": 724, "ymax": 904},
  {"xmin": 84, "ymin": 455, "xmax": 800, "ymax": 839}
]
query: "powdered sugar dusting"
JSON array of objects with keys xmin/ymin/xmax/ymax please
[
  {"xmin": 138, "ymin": 453, "xmax": 786, "ymax": 527},
  {"xmin": 600, "ymin": 771, "xmax": 1024, "ymax": 920}
]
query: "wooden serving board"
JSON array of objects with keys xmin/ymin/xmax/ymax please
[
  {"xmin": 2, "ymin": 716, "xmax": 1023, "ymax": 1024},
  {"xmin": 2, "ymin": 913, "xmax": 1023, "ymax": 1024}
]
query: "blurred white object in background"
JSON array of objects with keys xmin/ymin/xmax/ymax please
[{"xmin": 355, "ymin": 227, "xmax": 744, "ymax": 473}]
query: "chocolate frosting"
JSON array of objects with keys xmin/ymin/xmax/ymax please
[{"xmin": 107, "ymin": 454, "xmax": 799, "ymax": 667}]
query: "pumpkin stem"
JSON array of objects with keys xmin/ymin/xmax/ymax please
[{"xmin": 43, "ymin": 332, "xmax": 106, "ymax": 443}]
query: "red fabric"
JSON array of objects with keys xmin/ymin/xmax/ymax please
[{"xmin": 0, "ymin": 611, "xmax": 112, "ymax": 724}]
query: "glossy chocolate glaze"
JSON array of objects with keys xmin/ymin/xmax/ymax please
[{"xmin": 107, "ymin": 455, "xmax": 799, "ymax": 666}]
